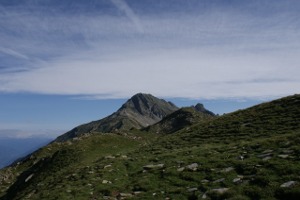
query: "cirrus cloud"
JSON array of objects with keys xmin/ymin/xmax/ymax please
[{"xmin": 0, "ymin": 0, "xmax": 299, "ymax": 100}]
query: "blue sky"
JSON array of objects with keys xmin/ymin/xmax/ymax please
[{"xmin": 0, "ymin": 0, "xmax": 299, "ymax": 138}]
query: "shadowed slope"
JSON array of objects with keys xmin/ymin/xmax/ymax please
[{"xmin": 144, "ymin": 105, "xmax": 215, "ymax": 134}]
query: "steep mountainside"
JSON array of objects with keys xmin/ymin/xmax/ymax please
[
  {"xmin": 55, "ymin": 93, "xmax": 178, "ymax": 142},
  {"xmin": 0, "ymin": 94, "xmax": 300, "ymax": 200}
]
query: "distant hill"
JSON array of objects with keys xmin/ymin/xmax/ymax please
[
  {"xmin": 1, "ymin": 94, "xmax": 300, "ymax": 200},
  {"xmin": 55, "ymin": 93, "xmax": 178, "ymax": 142},
  {"xmin": 144, "ymin": 105, "xmax": 215, "ymax": 134}
]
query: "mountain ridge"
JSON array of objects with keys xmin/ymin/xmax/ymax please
[
  {"xmin": 55, "ymin": 93, "xmax": 179, "ymax": 142},
  {"xmin": 1, "ymin": 94, "xmax": 300, "ymax": 200}
]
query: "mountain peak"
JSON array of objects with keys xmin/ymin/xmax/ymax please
[
  {"xmin": 131, "ymin": 92, "xmax": 152, "ymax": 98},
  {"xmin": 55, "ymin": 93, "xmax": 178, "ymax": 142},
  {"xmin": 121, "ymin": 93, "xmax": 175, "ymax": 112},
  {"xmin": 119, "ymin": 93, "xmax": 179, "ymax": 124},
  {"xmin": 192, "ymin": 103, "xmax": 215, "ymax": 116}
]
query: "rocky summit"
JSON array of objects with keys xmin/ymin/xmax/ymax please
[{"xmin": 55, "ymin": 93, "xmax": 178, "ymax": 142}]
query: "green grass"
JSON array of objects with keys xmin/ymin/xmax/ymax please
[{"xmin": 1, "ymin": 94, "xmax": 300, "ymax": 200}]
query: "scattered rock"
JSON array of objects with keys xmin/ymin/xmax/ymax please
[
  {"xmin": 278, "ymin": 154, "xmax": 289, "ymax": 159},
  {"xmin": 211, "ymin": 188, "xmax": 229, "ymax": 194},
  {"xmin": 177, "ymin": 167, "xmax": 185, "ymax": 172},
  {"xmin": 257, "ymin": 153, "xmax": 273, "ymax": 158},
  {"xmin": 143, "ymin": 164, "xmax": 165, "ymax": 170},
  {"xmin": 262, "ymin": 149, "xmax": 273, "ymax": 154},
  {"xmin": 202, "ymin": 188, "xmax": 230, "ymax": 199},
  {"xmin": 262, "ymin": 156, "xmax": 272, "ymax": 161},
  {"xmin": 118, "ymin": 193, "xmax": 133, "ymax": 198},
  {"xmin": 213, "ymin": 178, "xmax": 225, "ymax": 183},
  {"xmin": 221, "ymin": 167, "xmax": 234, "ymax": 173},
  {"xmin": 187, "ymin": 188, "xmax": 198, "ymax": 192},
  {"xmin": 105, "ymin": 155, "xmax": 116, "ymax": 159},
  {"xmin": 233, "ymin": 177, "xmax": 242, "ymax": 184},
  {"xmin": 102, "ymin": 180, "xmax": 112, "ymax": 184},
  {"xmin": 104, "ymin": 164, "xmax": 112, "ymax": 169},
  {"xmin": 186, "ymin": 163, "xmax": 199, "ymax": 171},
  {"xmin": 25, "ymin": 174, "xmax": 34, "ymax": 183},
  {"xmin": 280, "ymin": 181, "xmax": 297, "ymax": 188},
  {"xmin": 133, "ymin": 191, "xmax": 143, "ymax": 195},
  {"xmin": 201, "ymin": 179, "xmax": 210, "ymax": 183},
  {"xmin": 281, "ymin": 149, "xmax": 294, "ymax": 154}
]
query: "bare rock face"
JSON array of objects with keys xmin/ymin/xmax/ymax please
[
  {"xmin": 55, "ymin": 93, "xmax": 178, "ymax": 142},
  {"xmin": 118, "ymin": 93, "xmax": 178, "ymax": 127}
]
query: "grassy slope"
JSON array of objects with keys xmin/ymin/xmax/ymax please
[
  {"xmin": 1, "ymin": 94, "xmax": 300, "ymax": 200},
  {"xmin": 0, "ymin": 133, "xmax": 156, "ymax": 200}
]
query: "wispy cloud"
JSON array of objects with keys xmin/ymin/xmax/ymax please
[
  {"xmin": 0, "ymin": 1, "xmax": 299, "ymax": 99},
  {"xmin": 0, "ymin": 47, "xmax": 29, "ymax": 60},
  {"xmin": 1, "ymin": 47, "xmax": 299, "ymax": 99},
  {"xmin": 110, "ymin": 0, "xmax": 144, "ymax": 33}
]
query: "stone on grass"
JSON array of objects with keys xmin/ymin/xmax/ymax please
[
  {"xmin": 25, "ymin": 174, "xmax": 34, "ymax": 183},
  {"xmin": 280, "ymin": 181, "xmax": 297, "ymax": 188},
  {"xmin": 187, "ymin": 188, "xmax": 198, "ymax": 192},
  {"xmin": 105, "ymin": 155, "xmax": 115, "ymax": 159},
  {"xmin": 213, "ymin": 178, "xmax": 225, "ymax": 183},
  {"xmin": 202, "ymin": 188, "xmax": 229, "ymax": 199},
  {"xmin": 211, "ymin": 188, "xmax": 229, "ymax": 194},
  {"xmin": 262, "ymin": 149, "xmax": 273, "ymax": 154},
  {"xmin": 143, "ymin": 164, "xmax": 165, "ymax": 170},
  {"xmin": 233, "ymin": 177, "xmax": 242, "ymax": 184},
  {"xmin": 177, "ymin": 167, "xmax": 185, "ymax": 172},
  {"xmin": 186, "ymin": 163, "xmax": 199, "ymax": 171},
  {"xmin": 118, "ymin": 193, "xmax": 133, "ymax": 198},
  {"xmin": 278, "ymin": 154, "xmax": 289, "ymax": 159},
  {"xmin": 262, "ymin": 156, "xmax": 272, "ymax": 161},
  {"xmin": 257, "ymin": 153, "xmax": 273, "ymax": 158},
  {"xmin": 104, "ymin": 164, "xmax": 112, "ymax": 169},
  {"xmin": 102, "ymin": 180, "xmax": 112, "ymax": 184},
  {"xmin": 221, "ymin": 167, "xmax": 234, "ymax": 173},
  {"xmin": 201, "ymin": 179, "xmax": 210, "ymax": 183}
]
